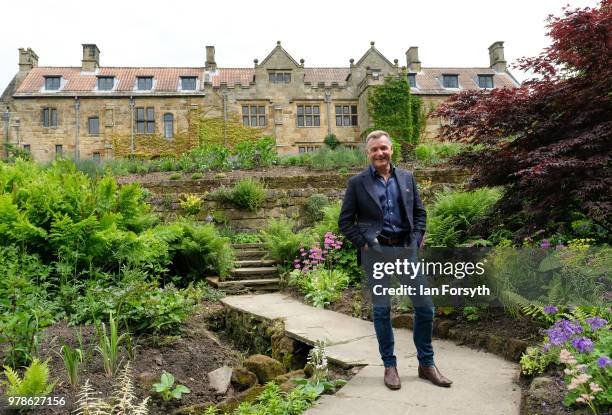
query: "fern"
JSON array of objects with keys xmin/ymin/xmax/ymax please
[
  {"xmin": 261, "ymin": 217, "xmax": 315, "ymax": 264},
  {"xmin": 75, "ymin": 363, "xmax": 149, "ymax": 415},
  {"xmin": 3, "ymin": 358, "xmax": 56, "ymax": 397},
  {"xmin": 426, "ymin": 187, "xmax": 502, "ymax": 247}
]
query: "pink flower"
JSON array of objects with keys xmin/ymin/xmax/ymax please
[
  {"xmin": 589, "ymin": 382, "xmax": 603, "ymax": 393},
  {"xmin": 559, "ymin": 349, "xmax": 577, "ymax": 365},
  {"xmin": 568, "ymin": 373, "xmax": 591, "ymax": 390}
]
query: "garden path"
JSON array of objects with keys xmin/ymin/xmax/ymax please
[{"xmin": 222, "ymin": 293, "xmax": 522, "ymax": 415}]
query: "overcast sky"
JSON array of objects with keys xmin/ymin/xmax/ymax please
[{"xmin": 0, "ymin": 0, "xmax": 599, "ymax": 91}]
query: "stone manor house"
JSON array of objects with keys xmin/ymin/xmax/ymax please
[{"xmin": 0, "ymin": 42, "xmax": 519, "ymax": 162}]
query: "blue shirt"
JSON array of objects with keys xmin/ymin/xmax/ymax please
[{"xmin": 369, "ymin": 165, "xmax": 410, "ymax": 235}]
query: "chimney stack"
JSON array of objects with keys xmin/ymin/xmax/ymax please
[
  {"xmin": 19, "ymin": 48, "xmax": 39, "ymax": 73},
  {"xmin": 205, "ymin": 46, "xmax": 216, "ymax": 72},
  {"xmin": 488, "ymin": 41, "xmax": 506, "ymax": 72},
  {"xmin": 82, "ymin": 44, "xmax": 100, "ymax": 72},
  {"xmin": 406, "ymin": 47, "xmax": 421, "ymax": 72}
]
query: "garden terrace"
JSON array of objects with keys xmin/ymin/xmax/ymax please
[{"xmin": 121, "ymin": 164, "xmax": 470, "ymax": 231}]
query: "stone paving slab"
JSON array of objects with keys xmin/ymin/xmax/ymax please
[{"xmin": 221, "ymin": 293, "xmax": 521, "ymax": 415}]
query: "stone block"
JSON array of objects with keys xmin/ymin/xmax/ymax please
[
  {"xmin": 208, "ymin": 365, "xmax": 233, "ymax": 394},
  {"xmin": 243, "ymin": 354, "xmax": 286, "ymax": 384}
]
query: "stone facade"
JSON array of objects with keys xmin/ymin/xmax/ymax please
[{"xmin": 0, "ymin": 42, "xmax": 519, "ymax": 162}]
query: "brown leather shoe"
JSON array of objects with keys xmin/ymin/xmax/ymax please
[
  {"xmin": 418, "ymin": 365, "xmax": 453, "ymax": 387},
  {"xmin": 384, "ymin": 366, "xmax": 401, "ymax": 390}
]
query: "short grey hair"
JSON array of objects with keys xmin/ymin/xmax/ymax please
[{"xmin": 365, "ymin": 130, "xmax": 393, "ymax": 147}]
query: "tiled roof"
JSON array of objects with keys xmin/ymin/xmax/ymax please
[
  {"xmin": 303, "ymin": 68, "xmax": 350, "ymax": 86},
  {"xmin": 15, "ymin": 67, "xmax": 204, "ymax": 95},
  {"xmin": 13, "ymin": 66, "xmax": 518, "ymax": 96},
  {"xmin": 411, "ymin": 67, "xmax": 518, "ymax": 94},
  {"xmin": 210, "ymin": 68, "xmax": 254, "ymax": 87}
]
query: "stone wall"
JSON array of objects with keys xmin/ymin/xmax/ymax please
[{"xmin": 139, "ymin": 165, "xmax": 471, "ymax": 231}]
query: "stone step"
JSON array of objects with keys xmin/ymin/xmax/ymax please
[
  {"xmin": 230, "ymin": 266, "xmax": 278, "ymax": 279},
  {"xmin": 235, "ymin": 259, "xmax": 277, "ymax": 267},
  {"xmin": 235, "ymin": 250, "xmax": 267, "ymax": 259},
  {"xmin": 206, "ymin": 276, "xmax": 280, "ymax": 291},
  {"xmin": 231, "ymin": 243, "xmax": 265, "ymax": 249}
]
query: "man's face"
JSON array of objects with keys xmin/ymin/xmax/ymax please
[{"xmin": 367, "ymin": 136, "xmax": 393, "ymax": 171}]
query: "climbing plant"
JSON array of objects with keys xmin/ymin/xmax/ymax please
[{"xmin": 367, "ymin": 75, "xmax": 425, "ymax": 145}]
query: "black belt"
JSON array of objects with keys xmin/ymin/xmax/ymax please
[{"xmin": 378, "ymin": 233, "xmax": 408, "ymax": 246}]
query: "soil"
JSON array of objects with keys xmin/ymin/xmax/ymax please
[
  {"xmin": 24, "ymin": 301, "xmax": 238, "ymax": 415},
  {"xmin": 328, "ymin": 287, "xmax": 543, "ymax": 344}
]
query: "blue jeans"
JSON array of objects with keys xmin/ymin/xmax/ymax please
[
  {"xmin": 364, "ymin": 243, "xmax": 436, "ymax": 368},
  {"xmin": 373, "ymin": 303, "xmax": 435, "ymax": 367}
]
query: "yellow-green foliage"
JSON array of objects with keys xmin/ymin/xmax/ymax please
[
  {"xmin": 111, "ymin": 107, "xmax": 262, "ymax": 159},
  {"xmin": 3, "ymin": 358, "xmax": 55, "ymax": 397},
  {"xmin": 179, "ymin": 194, "xmax": 203, "ymax": 216},
  {"xmin": 194, "ymin": 111, "xmax": 261, "ymax": 148}
]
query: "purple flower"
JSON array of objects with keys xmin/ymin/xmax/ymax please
[
  {"xmin": 555, "ymin": 243, "xmax": 565, "ymax": 250},
  {"xmin": 540, "ymin": 239, "xmax": 551, "ymax": 249},
  {"xmin": 543, "ymin": 305, "xmax": 558, "ymax": 314},
  {"xmin": 545, "ymin": 319, "xmax": 583, "ymax": 346},
  {"xmin": 596, "ymin": 356, "xmax": 611, "ymax": 368},
  {"xmin": 571, "ymin": 337, "xmax": 594, "ymax": 354},
  {"xmin": 585, "ymin": 317, "xmax": 607, "ymax": 331}
]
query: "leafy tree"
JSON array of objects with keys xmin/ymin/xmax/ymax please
[
  {"xmin": 433, "ymin": 1, "xmax": 611, "ymax": 238},
  {"xmin": 367, "ymin": 74, "xmax": 424, "ymax": 146}
]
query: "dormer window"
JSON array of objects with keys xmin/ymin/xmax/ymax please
[
  {"xmin": 408, "ymin": 73, "xmax": 417, "ymax": 88},
  {"xmin": 44, "ymin": 76, "xmax": 61, "ymax": 90},
  {"xmin": 137, "ymin": 76, "xmax": 153, "ymax": 90},
  {"xmin": 478, "ymin": 75, "xmax": 494, "ymax": 89},
  {"xmin": 269, "ymin": 72, "xmax": 291, "ymax": 83},
  {"xmin": 97, "ymin": 76, "xmax": 115, "ymax": 91},
  {"xmin": 442, "ymin": 74, "xmax": 459, "ymax": 89},
  {"xmin": 181, "ymin": 77, "xmax": 197, "ymax": 90}
]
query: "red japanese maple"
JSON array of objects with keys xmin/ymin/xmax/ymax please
[{"xmin": 434, "ymin": 0, "xmax": 611, "ymax": 236}]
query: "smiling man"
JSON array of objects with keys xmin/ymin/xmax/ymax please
[{"xmin": 338, "ymin": 130, "xmax": 452, "ymax": 390}]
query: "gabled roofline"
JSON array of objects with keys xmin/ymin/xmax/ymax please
[
  {"xmin": 259, "ymin": 41, "xmax": 300, "ymax": 68},
  {"xmin": 354, "ymin": 42, "xmax": 395, "ymax": 68}
]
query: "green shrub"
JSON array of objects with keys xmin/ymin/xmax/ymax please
[
  {"xmin": 279, "ymin": 154, "xmax": 308, "ymax": 166},
  {"xmin": 191, "ymin": 172, "xmax": 203, "ymax": 180},
  {"xmin": 289, "ymin": 268, "xmax": 350, "ymax": 308},
  {"xmin": 324, "ymin": 134, "xmax": 340, "ymax": 149},
  {"xmin": 414, "ymin": 141, "xmax": 463, "ymax": 165},
  {"xmin": 230, "ymin": 232, "xmax": 263, "ymax": 244},
  {"xmin": 179, "ymin": 193, "xmax": 202, "ymax": 216},
  {"xmin": 426, "ymin": 187, "xmax": 502, "ymax": 247},
  {"xmin": 73, "ymin": 279, "xmax": 201, "ymax": 334},
  {"xmin": 305, "ymin": 194, "xmax": 330, "ymax": 222},
  {"xmin": 309, "ymin": 147, "xmax": 367, "ymax": 171},
  {"xmin": 216, "ymin": 382, "xmax": 317, "ymax": 415},
  {"xmin": 230, "ymin": 178, "xmax": 267, "ymax": 212},
  {"xmin": 313, "ymin": 202, "xmax": 341, "ymax": 239},
  {"xmin": 234, "ymin": 136, "xmax": 278, "ymax": 169},
  {"xmin": 169, "ymin": 173, "xmax": 181, "ymax": 180},
  {"xmin": 0, "ymin": 247, "xmax": 56, "ymax": 367},
  {"xmin": 261, "ymin": 217, "xmax": 314, "ymax": 264}
]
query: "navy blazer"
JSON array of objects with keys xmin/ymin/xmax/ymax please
[{"xmin": 338, "ymin": 166, "xmax": 427, "ymax": 248}]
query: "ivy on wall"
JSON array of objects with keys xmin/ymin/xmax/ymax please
[
  {"xmin": 111, "ymin": 107, "xmax": 263, "ymax": 158},
  {"xmin": 367, "ymin": 75, "xmax": 425, "ymax": 145}
]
